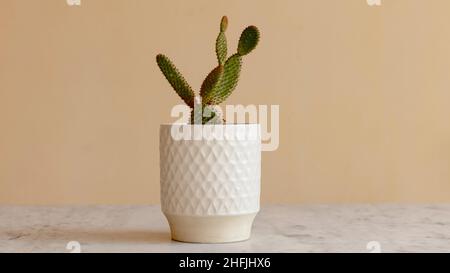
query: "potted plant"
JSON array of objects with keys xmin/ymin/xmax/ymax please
[{"xmin": 157, "ymin": 16, "xmax": 261, "ymax": 243}]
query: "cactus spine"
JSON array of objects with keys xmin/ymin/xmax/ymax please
[{"xmin": 156, "ymin": 16, "xmax": 260, "ymax": 124}]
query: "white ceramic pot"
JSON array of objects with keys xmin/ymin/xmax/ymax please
[{"xmin": 159, "ymin": 124, "xmax": 261, "ymax": 243}]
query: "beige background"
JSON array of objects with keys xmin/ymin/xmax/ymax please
[{"xmin": 1, "ymin": 0, "xmax": 449, "ymax": 205}]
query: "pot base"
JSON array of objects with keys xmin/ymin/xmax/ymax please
[{"xmin": 164, "ymin": 213, "xmax": 258, "ymax": 243}]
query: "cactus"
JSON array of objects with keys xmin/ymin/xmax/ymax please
[{"xmin": 156, "ymin": 16, "xmax": 260, "ymax": 124}]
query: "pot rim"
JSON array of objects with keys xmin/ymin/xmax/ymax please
[{"xmin": 160, "ymin": 123, "xmax": 261, "ymax": 141}]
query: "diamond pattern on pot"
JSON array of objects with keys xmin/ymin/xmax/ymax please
[{"xmin": 160, "ymin": 125, "xmax": 261, "ymax": 216}]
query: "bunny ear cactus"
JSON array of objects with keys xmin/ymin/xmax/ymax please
[{"xmin": 156, "ymin": 16, "xmax": 260, "ymax": 124}]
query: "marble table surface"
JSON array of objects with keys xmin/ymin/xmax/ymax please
[{"xmin": 0, "ymin": 205, "xmax": 449, "ymax": 253}]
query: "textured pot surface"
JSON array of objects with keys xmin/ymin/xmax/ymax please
[{"xmin": 159, "ymin": 124, "xmax": 261, "ymax": 243}]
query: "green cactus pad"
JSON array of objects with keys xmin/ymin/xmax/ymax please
[
  {"xmin": 206, "ymin": 54, "xmax": 242, "ymax": 105},
  {"xmin": 200, "ymin": 65, "xmax": 224, "ymax": 104},
  {"xmin": 156, "ymin": 54, "xmax": 195, "ymax": 108},
  {"xmin": 216, "ymin": 32, "xmax": 227, "ymax": 65},
  {"xmin": 237, "ymin": 26, "xmax": 260, "ymax": 56}
]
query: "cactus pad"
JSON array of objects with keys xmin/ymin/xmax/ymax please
[
  {"xmin": 200, "ymin": 65, "xmax": 224, "ymax": 104},
  {"xmin": 156, "ymin": 54, "xmax": 195, "ymax": 108},
  {"xmin": 216, "ymin": 16, "xmax": 228, "ymax": 65},
  {"xmin": 205, "ymin": 54, "xmax": 242, "ymax": 105},
  {"xmin": 216, "ymin": 32, "xmax": 227, "ymax": 65},
  {"xmin": 237, "ymin": 26, "xmax": 260, "ymax": 56}
]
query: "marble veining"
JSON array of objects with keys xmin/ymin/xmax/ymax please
[{"xmin": 0, "ymin": 205, "xmax": 449, "ymax": 253}]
